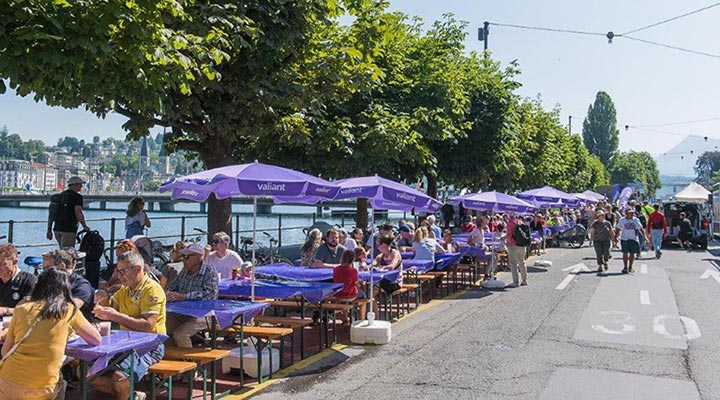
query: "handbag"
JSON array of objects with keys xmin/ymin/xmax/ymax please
[
  {"xmin": 378, "ymin": 277, "xmax": 401, "ymax": 294},
  {"xmin": 0, "ymin": 313, "xmax": 43, "ymax": 368}
]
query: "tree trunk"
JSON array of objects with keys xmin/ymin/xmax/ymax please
[
  {"xmin": 202, "ymin": 144, "xmax": 234, "ymax": 240},
  {"xmin": 426, "ymin": 173, "xmax": 438, "ymax": 199},
  {"xmin": 356, "ymin": 198, "xmax": 369, "ymax": 230}
]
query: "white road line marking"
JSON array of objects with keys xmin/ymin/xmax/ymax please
[
  {"xmin": 641, "ymin": 264, "xmax": 647, "ymax": 274},
  {"xmin": 556, "ymin": 263, "xmax": 590, "ymax": 290},
  {"xmin": 640, "ymin": 290, "xmax": 651, "ymax": 305}
]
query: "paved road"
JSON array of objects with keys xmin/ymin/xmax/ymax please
[{"xmin": 251, "ymin": 243, "xmax": 720, "ymax": 399}]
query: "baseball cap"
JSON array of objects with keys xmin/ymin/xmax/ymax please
[
  {"xmin": 398, "ymin": 225, "xmax": 411, "ymax": 233},
  {"xmin": 179, "ymin": 243, "xmax": 205, "ymax": 256},
  {"xmin": 625, "ymin": 208, "xmax": 635, "ymax": 213},
  {"xmin": 60, "ymin": 247, "xmax": 86, "ymax": 260},
  {"xmin": 67, "ymin": 176, "xmax": 86, "ymax": 185}
]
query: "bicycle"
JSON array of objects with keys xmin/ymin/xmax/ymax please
[{"xmin": 258, "ymin": 231, "xmax": 294, "ymax": 266}]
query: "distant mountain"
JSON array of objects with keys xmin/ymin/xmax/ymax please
[{"xmin": 654, "ymin": 135, "xmax": 720, "ymax": 178}]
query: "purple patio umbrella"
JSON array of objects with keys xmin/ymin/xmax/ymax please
[
  {"xmin": 448, "ymin": 191, "xmax": 536, "ymax": 214},
  {"xmin": 516, "ymin": 186, "xmax": 579, "ymax": 208},
  {"xmin": 160, "ymin": 161, "xmax": 339, "ymax": 299},
  {"xmin": 573, "ymin": 192, "xmax": 601, "ymax": 204}
]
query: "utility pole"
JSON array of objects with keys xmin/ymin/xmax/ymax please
[
  {"xmin": 568, "ymin": 115, "xmax": 572, "ymax": 134},
  {"xmin": 478, "ymin": 21, "xmax": 490, "ymax": 51}
]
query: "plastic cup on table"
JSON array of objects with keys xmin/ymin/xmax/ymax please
[{"xmin": 98, "ymin": 321, "xmax": 111, "ymax": 337}]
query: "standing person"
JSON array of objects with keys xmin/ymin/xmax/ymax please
[
  {"xmin": 313, "ymin": 228, "xmax": 347, "ymax": 268},
  {"xmin": 165, "ymin": 243, "xmax": 219, "ymax": 348},
  {"xmin": 92, "ymin": 252, "xmax": 166, "ymax": 400},
  {"xmin": 300, "ymin": 229, "xmax": 322, "ymax": 267},
  {"xmin": 613, "ymin": 208, "xmax": 648, "ymax": 274},
  {"xmin": 635, "ymin": 204, "xmax": 648, "ymax": 257},
  {"xmin": 207, "ymin": 232, "xmax": 243, "ymax": 279},
  {"xmin": 678, "ymin": 212, "xmax": 693, "ymax": 250},
  {"xmin": 589, "ymin": 211, "xmax": 614, "ymax": 273},
  {"xmin": 529, "ymin": 213, "xmax": 546, "ymax": 255},
  {"xmin": 440, "ymin": 203, "xmax": 454, "ymax": 230},
  {"xmin": 647, "ymin": 204, "xmax": 667, "ymax": 259},
  {"xmin": 46, "ymin": 176, "xmax": 90, "ymax": 248},
  {"xmin": 503, "ymin": 213, "xmax": 529, "ymax": 287},
  {"xmin": 124, "ymin": 197, "xmax": 151, "ymax": 239},
  {"xmin": 0, "ymin": 244, "xmax": 37, "ymax": 317},
  {"xmin": 0, "ymin": 268, "xmax": 101, "ymax": 400}
]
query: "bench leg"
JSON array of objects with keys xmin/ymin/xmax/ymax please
[
  {"xmin": 149, "ymin": 373, "xmax": 156, "ymax": 400},
  {"xmin": 201, "ymin": 365, "xmax": 207, "ymax": 400},
  {"xmin": 211, "ymin": 359, "xmax": 218, "ymax": 399},
  {"xmin": 186, "ymin": 370, "xmax": 194, "ymax": 400},
  {"xmin": 300, "ymin": 323, "xmax": 306, "ymax": 360}
]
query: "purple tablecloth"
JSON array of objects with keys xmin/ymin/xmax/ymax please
[
  {"xmin": 402, "ymin": 259, "xmax": 435, "ymax": 273},
  {"xmin": 218, "ymin": 279, "xmax": 344, "ymax": 303},
  {"xmin": 256, "ymin": 263, "xmax": 400, "ymax": 283},
  {"xmin": 459, "ymin": 246, "xmax": 487, "ymax": 258},
  {"xmin": 65, "ymin": 330, "xmax": 167, "ymax": 377},
  {"xmin": 166, "ymin": 300, "xmax": 269, "ymax": 329},
  {"xmin": 436, "ymin": 252, "xmax": 462, "ymax": 270},
  {"xmin": 400, "ymin": 251, "xmax": 415, "ymax": 260}
]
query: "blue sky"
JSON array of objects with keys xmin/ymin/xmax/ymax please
[{"xmin": 1, "ymin": 0, "xmax": 719, "ymax": 157}]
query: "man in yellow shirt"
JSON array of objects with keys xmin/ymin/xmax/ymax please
[{"xmin": 93, "ymin": 251, "xmax": 166, "ymax": 400}]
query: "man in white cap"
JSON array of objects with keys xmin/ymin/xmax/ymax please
[
  {"xmin": 613, "ymin": 208, "xmax": 648, "ymax": 274},
  {"xmin": 165, "ymin": 243, "xmax": 219, "ymax": 347},
  {"xmin": 47, "ymin": 175, "xmax": 90, "ymax": 248}
]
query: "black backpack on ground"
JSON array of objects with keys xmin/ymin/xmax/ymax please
[
  {"xmin": 513, "ymin": 223, "xmax": 532, "ymax": 247},
  {"xmin": 78, "ymin": 230, "xmax": 105, "ymax": 289}
]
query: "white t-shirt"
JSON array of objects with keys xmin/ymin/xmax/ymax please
[
  {"xmin": 617, "ymin": 217, "xmax": 643, "ymax": 241},
  {"xmin": 125, "ymin": 211, "xmax": 147, "ymax": 228},
  {"xmin": 207, "ymin": 250, "xmax": 244, "ymax": 279},
  {"xmin": 343, "ymin": 238, "xmax": 357, "ymax": 251},
  {"xmin": 468, "ymin": 228, "xmax": 484, "ymax": 247}
]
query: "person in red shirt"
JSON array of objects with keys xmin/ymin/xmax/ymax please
[
  {"xmin": 333, "ymin": 250, "xmax": 366, "ymax": 320},
  {"xmin": 460, "ymin": 216, "xmax": 476, "ymax": 233},
  {"xmin": 646, "ymin": 204, "xmax": 667, "ymax": 259}
]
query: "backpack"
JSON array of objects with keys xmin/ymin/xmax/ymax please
[
  {"xmin": 513, "ymin": 223, "xmax": 532, "ymax": 246},
  {"xmin": 78, "ymin": 230, "xmax": 105, "ymax": 262}
]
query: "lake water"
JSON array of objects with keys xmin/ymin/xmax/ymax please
[{"xmin": 0, "ymin": 202, "xmax": 406, "ymax": 269}]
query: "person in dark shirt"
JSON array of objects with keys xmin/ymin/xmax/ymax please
[
  {"xmin": 51, "ymin": 248, "xmax": 95, "ymax": 321},
  {"xmin": 47, "ymin": 176, "xmax": 90, "ymax": 248},
  {"xmin": 678, "ymin": 212, "xmax": 693, "ymax": 250},
  {"xmin": 0, "ymin": 243, "xmax": 37, "ymax": 314}
]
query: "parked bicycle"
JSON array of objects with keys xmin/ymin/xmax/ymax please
[{"xmin": 258, "ymin": 231, "xmax": 294, "ymax": 265}]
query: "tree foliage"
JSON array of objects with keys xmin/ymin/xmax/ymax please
[
  {"xmin": 582, "ymin": 91, "xmax": 619, "ymax": 165},
  {"xmin": 695, "ymin": 151, "xmax": 720, "ymax": 186},
  {"xmin": 609, "ymin": 151, "xmax": 661, "ymax": 196}
]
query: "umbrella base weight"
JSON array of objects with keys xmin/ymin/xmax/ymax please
[
  {"xmin": 534, "ymin": 260, "xmax": 553, "ymax": 267},
  {"xmin": 482, "ymin": 279, "xmax": 506, "ymax": 289},
  {"xmin": 222, "ymin": 346, "xmax": 280, "ymax": 378},
  {"xmin": 350, "ymin": 314, "xmax": 392, "ymax": 345}
]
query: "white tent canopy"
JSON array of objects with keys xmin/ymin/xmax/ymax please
[{"xmin": 674, "ymin": 182, "xmax": 711, "ymax": 202}]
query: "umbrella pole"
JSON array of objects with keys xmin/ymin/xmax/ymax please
[
  {"xmin": 251, "ymin": 196, "xmax": 257, "ymax": 301},
  {"xmin": 368, "ymin": 206, "xmax": 375, "ymax": 320}
]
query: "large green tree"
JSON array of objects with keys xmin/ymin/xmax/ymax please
[
  {"xmin": 695, "ymin": 151, "xmax": 720, "ymax": 186},
  {"xmin": 582, "ymin": 91, "xmax": 619, "ymax": 165},
  {"xmin": 1, "ymin": 0, "xmax": 372, "ymax": 235}
]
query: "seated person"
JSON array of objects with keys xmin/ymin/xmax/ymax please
[
  {"xmin": 371, "ymin": 235, "xmax": 403, "ymax": 283},
  {"xmin": 93, "ymin": 251, "xmax": 166, "ymax": 400},
  {"xmin": 338, "ymin": 228, "xmax": 357, "ymax": 251},
  {"xmin": 300, "ymin": 229, "xmax": 322, "ymax": 267},
  {"xmin": 207, "ymin": 231, "xmax": 243, "ymax": 279},
  {"xmin": 105, "ymin": 240, "xmax": 141, "ymax": 292},
  {"xmin": 460, "ymin": 216, "xmax": 476, "ymax": 233},
  {"xmin": 354, "ymin": 247, "xmax": 369, "ymax": 270},
  {"xmin": 396, "ymin": 225, "xmax": 414, "ymax": 251},
  {"xmin": 370, "ymin": 222, "xmax": 397, "ymax": 257},
  {"xmin": 412, "ymin": 227, "xmax": 445, "ymax": 260},
  {"xmin": 160, "ymin": 241, "xmax": 188, "ymax": 289},
  {"xmin": 442, "ymin": 229, "xmax": 459, "ymax": 252},
  {"xmin": 0, "ymin": 243, "xmax": 37, "ymax": 317},
  {"xmin": 313, "ymin": 228, "xmax": 347, "ymax": 268},
  {"xmin": 53, "ymin": 248, "xmax": 95, "ymax": 321},
  {"xmin": 165, "ymin": 243, "xmax": 219, "ymax": 348},
  {"xmin": 467, "ymin": 225, "xmax": 488, "ymax": 249},
  {"xmin": 332, "ymin": 250, "xmax": 366, "ymax": 320}
]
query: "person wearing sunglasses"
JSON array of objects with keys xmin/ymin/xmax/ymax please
[
  {"xmin": 207, "ymin": 232, "xmax": 244, "ymax": 280},
  {"xmin": 164, "ymin": 243, "xmax": 219, "ymax": 348},
  {"xmin": 92, "ymin": 251, "xmax": 165, "ymax": 400}
]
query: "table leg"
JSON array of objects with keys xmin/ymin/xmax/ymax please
[
  {"xmin": 210, "ymin": 318, "xmax": 218, "ymax": 348},
  {"xmin": 239, "ymin": 324, "xmax": 245, "ymax": 387},
  {"xmin": 129, "ymin": 352, "xmax": 135, "ymax": 400},
  {"xmin": 80, "ymin": 360, "xmax": 88, "ymax": 400}
]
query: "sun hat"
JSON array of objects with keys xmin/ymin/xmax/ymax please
[{"xmin": 398, "ymin": 225, "xmax": 411, "ymax": 233}]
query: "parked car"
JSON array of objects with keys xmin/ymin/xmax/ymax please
[{"xmin": 663, "ymin": 201, "xmax": 710, "ymax": 249}]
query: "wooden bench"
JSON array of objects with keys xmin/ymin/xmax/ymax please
[
  {"xmin": 378, "ymin": 286, "xmax": 409, "ymax": 321},
  {"xmin": 402, "ymin": 284, "xmax": 420, "ymax": 312},
  {"xmin": 163, "ymin": 346, "xmax": 230, "ymax": 400},
  {"xmin": 424, "ymin": 271, "xmax": 448, "ymax": 298},
  {"xmin": 406, "ymin": 274, "xmax": 435, "ymax": 302},
  {"xmin": 225, "ymin": 325, "xmax": 294, "ymax": 383},
  {"xmin": 324, "ymin": 297, "xmax": 371, "ymax": 321},
  {"xmin": 147, "ymin": 360, "xmax": 196, "ymax": 400},
  {"xmin": 264, "ymin": 300, "xmax": 353, "ymax": 350},
  {"xmin": 253, "ymin": 316, "xmax": 314, "ymax": 360}
]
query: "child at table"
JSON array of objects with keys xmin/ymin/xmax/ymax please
[
  {"xmin": 441, "ymin": 229, "xmax": 459, "ymax": 253},
  {"xmin": 0, "ymin": 267, "xmax": 101, "ymax": 399},
  {"xmin": 332, "ymin": 250, "xmax": 366, "ymax": 321},
  {"xmin": 354, "ymin": 247, "xmax": 369, "ymax": 270}
]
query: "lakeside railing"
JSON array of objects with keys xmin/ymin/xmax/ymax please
[{"xmin": 0, "ymin": 210, "xmax": 373, "ymax": 262}]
